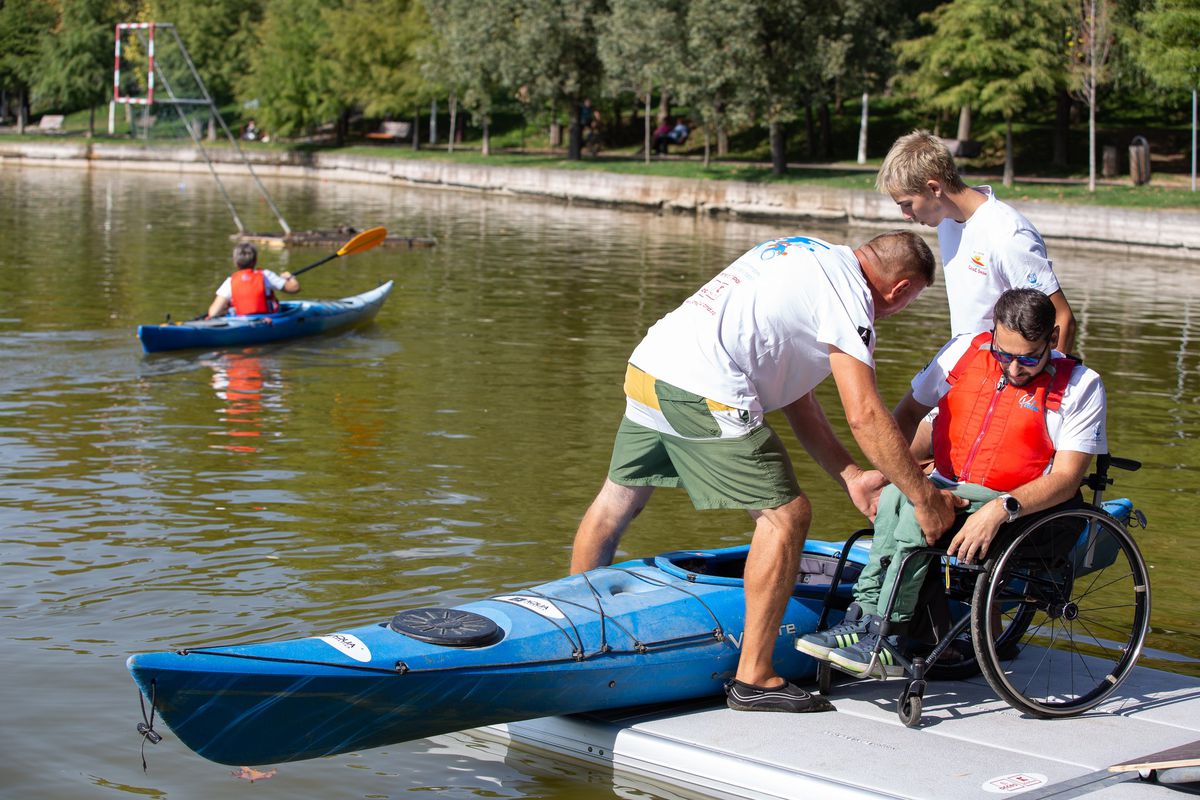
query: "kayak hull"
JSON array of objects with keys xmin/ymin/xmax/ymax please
[
  {"xmin": 127, "ymin": 539, "xmax": 868, "ymax": 765},
  {"xmin": 136, "ymin": 281, "xmax": 394, "ymax": 353}
]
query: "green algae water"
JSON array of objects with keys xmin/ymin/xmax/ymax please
[{"xmin": 1, "ymin": 162, "xmax": 1197, "ymax": 799}]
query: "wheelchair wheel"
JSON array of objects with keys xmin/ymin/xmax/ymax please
[{"xmin": 970, "ymin": 507, "xmax": 1151, "ymax": 717}]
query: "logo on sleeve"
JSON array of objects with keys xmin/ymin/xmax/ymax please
[
  {"xmin": 857, "ymin": 326, "xmax": 873, "ymax": 349},
  {"xmin": 1027, "ymin": 272, "xmax": 1039, "ymax": 285}
]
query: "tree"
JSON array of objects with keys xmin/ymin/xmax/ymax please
[
  {"xmin": 506, "ymin": 0, "xmax": 605, "ymax": 161},
  {"xmin": 325, "ymin": 0, "xmax": 433, "ymax": 148},
  {"xmin": 684, "ymin": 0, "xmax": 754, "ymax": 164},
  {"xmin": 823, "ymin": 0, "xmax": 911, "ymax": 164},
  {"xmin": 422, "ymin": 0, "xmax": 517, "ymax": 155},
  {"xmin": 1130, "ymin": 0, "xmax": 1200, "ymax": 190},
  {"xmin": 598, "ymin": 0, "xmax": 688, "ymax": 164},
  {"xmin": 147, "ymin": 0, "xmax": 265, "ymax": 107},
  {"xmin": 35, "ymin": 0, "xmax": 113, "ymax": 138},
  {"xmin": 0, "ymin": 0, "xmax": 57, "ymax": 133},
  {"xmin": 688, "ymin": 0, "xmax": 818, "ymax": 176},
  {"xmin": 239, "ymin": 0, "xmax": 346, "ymax": 142},
  {"xmin": 896, "ymin": 0, "xmax": 1069, "ymax": 186},
  {"xmin": 1066, "ymin": 0, "xmax": 1116, "ymax": 191}
]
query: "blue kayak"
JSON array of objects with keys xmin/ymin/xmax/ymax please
[
  {"xmin": 136, "ymin": 281, "xmax": 394, "ymax": 353},
  {"xmin": 127, "ymin": 539, "xmax": 868, "ymax": 766}
]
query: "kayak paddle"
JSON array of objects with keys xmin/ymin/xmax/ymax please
[{"xmin": 291, "ymin": 226, "xmax": 388, "ymax": 277}]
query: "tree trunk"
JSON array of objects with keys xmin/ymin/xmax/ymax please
[
  {"xmin": 716, "ymin": 101, "xmax": 728, "ymax": 156},
  {"xmin": 207, "ymin": 114, "xmax": 216, "ymax": 142},
  {"xmin": 482, "ymin": 116, "xmax": 490, "ymax": 156},
  {"xmin": 770, "ymin": 119, "xmax": 787, "ymax": 176},
  {"xmin": 804, "ymin": 104, "xmax": 815, "ymax": 159},
  {"xmin": 857, "ymin": 91, "xmax": 869, "ymax": 165},
  {"xmin": 956, "ymin": 105, "xmax": 971, "ymax": 141},
  {"xmin": 1053, "ymin": 89, "xmax": 1070, "ymax": 168},
  {"xmin": 658, "ymin": 90, "xmax": 670, "ymax": 125},
  {"xmin": 430, "ymin": 98, "xmax": 438, "ymax": 145},
  {"xmin": 1003, "ymin": 118, "xmax": 1014, "ymax": 187},
  {"xmin": 17, "ymin": 88, "xmax": 27, "ymax": 135},
  {"xmin": 704, "ymin": 120, "xmax": 711, "ymax": 168},
  {"xmin": 644, "ymin": 86, "xmax": 651, "ymax": 165},
  {"xmin": 1088, "ymin": 80, "xmax": 1096, "ymax": 192},
  {"xmin": 568, "ymin": 98, "xmax": 582, "ymax": 160},
  {"xmin": 818, "ymin": 102, "xmax": 832, "ymax": 160},
  {"xmin": 448, "ymin": 94, "xmax": 457, "ymax": 153},
  {"xmin": 412, "ymin": 107, "xmax": 420, "ymax": 151}
]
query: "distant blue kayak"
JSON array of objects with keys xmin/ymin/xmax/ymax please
[
  {"xmin": 136, "ymin": 281, "xmax": 393, "ymax": 353},
  {"xmin": 126, "ymin": 539, "xmax": 868, "ymax": 766}
]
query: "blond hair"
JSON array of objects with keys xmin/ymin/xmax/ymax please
[{"xmin": 875, "ymin": 130, "xmax": 967, "ymax": 196}]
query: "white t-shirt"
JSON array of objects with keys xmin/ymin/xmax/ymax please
[
  {"xmin": 215, "ymin": 269, "xmax": 289, "ymax": 300},
  {"xmin": 628, "ymin": 235, "xmax": 875, "ymax": 414},
  {"xmin": 911, "ymin": 334, "xmax": 1108, "ymax": 483},
  {"xmin": 937, "ymin": 187, "xmax": 1060, "ymax": 337}
]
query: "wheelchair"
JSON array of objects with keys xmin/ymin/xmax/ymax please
[{"xmin": 814, "ymin": 454, "xmax": 1151, "ymax": 727}]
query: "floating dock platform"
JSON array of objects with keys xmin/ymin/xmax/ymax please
[{"xmin": 480, "ymin": 659, "xmax": 1200, "ymax": 799}]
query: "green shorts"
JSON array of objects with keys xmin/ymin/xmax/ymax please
[{"xmin": 608, "ymin": 388, "xmax": 801, "ymax": 511}]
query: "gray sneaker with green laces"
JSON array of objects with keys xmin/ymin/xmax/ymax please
[
  {"xmin": 828, "ymin": 632, "xmax": 908, "ymax": 678},
  {"xmin": 794, "ymin": 603, "xmax": 878, "ymax": 661}
]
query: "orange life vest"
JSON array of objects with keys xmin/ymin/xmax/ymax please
[
  {"xmin": 229, "ymin": 269, "xmax": 278, "ymax": 315},
  {"xmin": 932, "ymin": 332, "xmax": 1076, "ymax": 492}
]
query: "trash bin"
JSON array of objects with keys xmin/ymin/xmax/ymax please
[
  {"xmin": 1129, "ymin": 135, "xmax": 1151, "ymax": 185},
  {"xmin": 1102, "ymin": 145, "xmax": 1118, "ymax": 178}
]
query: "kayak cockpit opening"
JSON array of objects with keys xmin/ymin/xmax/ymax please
[{"xmin": 653, "ymin": 545, "xmax": 861, "ymax": 593}]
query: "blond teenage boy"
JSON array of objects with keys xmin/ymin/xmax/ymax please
[{"xmin": 876, "ymin": 131, "xmax": 1076, "ymax": 353}]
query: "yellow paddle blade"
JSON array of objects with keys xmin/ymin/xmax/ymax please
[{"xmin": 337, "ymin": 226, "xmax": 388, "ymax": 257}]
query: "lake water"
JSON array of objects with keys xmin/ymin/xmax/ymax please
[{"xmin": 1, "ymin": 162, "xmax": 1197, "ymax": 799}]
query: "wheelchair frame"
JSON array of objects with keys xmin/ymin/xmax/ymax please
[{"xmin": 814, "ymin": 454, "xmax": 1151, "ymax": 727}]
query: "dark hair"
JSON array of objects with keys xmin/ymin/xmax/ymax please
[
  {"xmin": 233, "ymin": 243, "xmax": 258, "ymax": 270},
  {"xmin": 993, "ymin": 289, "xmax": 1055, "ymax": 342},
  {"xmin": 865, "ymin": 230, "xmax": 936, "ymax": 288}
]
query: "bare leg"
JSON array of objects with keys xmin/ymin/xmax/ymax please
[
  {"xmin": 734, "ymin": 493, "xmax": 812, "ymax": 686},
  {"xmin": 570, "ymin": 478, "xmax": 654, "ymax": 574}
]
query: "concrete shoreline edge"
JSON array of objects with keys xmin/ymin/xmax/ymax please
[{"xmin": 3, "ymin": 140, "xmax": 1197, "ymax": 260}]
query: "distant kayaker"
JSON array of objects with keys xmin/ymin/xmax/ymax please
[
  {"xmin": 205, "ymin": 243, "xmax": 300, "ymax": 319},
  {"xmin": 570, "ymin": 230, "xmax": 967, "ymax": 714},
  {"xmin": 796, "ymin": 289, "xmax": 1106, "ymax": 678},
  {"xmin": 875, "ymin": 130, "xmax": 1078, "ymax": 461}
]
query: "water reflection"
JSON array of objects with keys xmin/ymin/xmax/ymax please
[{"xmin": 206, "ymin": 352, "xmax": 281, "ymax": 454}]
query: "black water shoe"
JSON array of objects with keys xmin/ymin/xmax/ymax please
[{"xmin": 724, "ymin": 679, "xmax": 835, "ymax": 713}]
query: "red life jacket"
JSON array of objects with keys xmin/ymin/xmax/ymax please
[
  {"xmin": 932, "ymin": 332, "xmax": 1076, "ymax": 492},
  {"xmin": 229, "ymin": 269, "xmax": 279, "ymax": 315}
]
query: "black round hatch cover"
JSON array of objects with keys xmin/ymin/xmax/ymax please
[{"xmin": 388, "ymin": 607, "xmax": 504, "ymax": 647}]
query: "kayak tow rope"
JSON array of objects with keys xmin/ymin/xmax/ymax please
[{"xmin": 136, "ymin": 679, "xmax": 162, "ymax": 772}]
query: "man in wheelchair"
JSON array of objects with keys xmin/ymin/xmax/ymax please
[{"xmin": 797, "ymin": 288, "xmax": 1107, "ymax": 678}]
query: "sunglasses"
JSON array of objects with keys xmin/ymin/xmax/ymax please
[{"xmin": 990, "ymin": 333, "xmax": 1050, "ymax": 367}]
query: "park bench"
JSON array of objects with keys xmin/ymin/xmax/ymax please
[
  {"xmin": 38, "ymin": 114, "xmax": 65, "ymax": 133},
  {"xmin": 366, "ymin": 120, "xmax": 411, "ymax": 142}
]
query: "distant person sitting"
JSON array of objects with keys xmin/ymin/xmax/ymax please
[
  {"xmin": 795, "ymin": 289, "xmax": 1106, "ymax": 678},
  {"xmin": 668, "ymin": 118, "xmax": 689, "ymax": 149},
  {"xmin": 242, "ymin": 119, "xmax": 260, "ymax": 141},
  {"xmin": 652, "ymin": 119, "xmax": 673, "ymax": 155},
  {"xmin": 206, "ymin": 243, "xmax": 299, "ymax": 319}
]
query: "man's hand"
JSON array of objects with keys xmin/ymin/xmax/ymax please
[
  {"xmin": 846, "ymin": 468, "xmax": 888, "ymax": 521},
  {"xmin": 947, "ymin": 500, "xmax": 1006, "ymax": 563},
  {"xmin": 914, "ymin": 489, "xmax": 968, "ymax": 545}
]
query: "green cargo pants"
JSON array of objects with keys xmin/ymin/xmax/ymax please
[{"xmin": 853, "ymin": 479, "xmax": 1001, "ymax": 624}]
